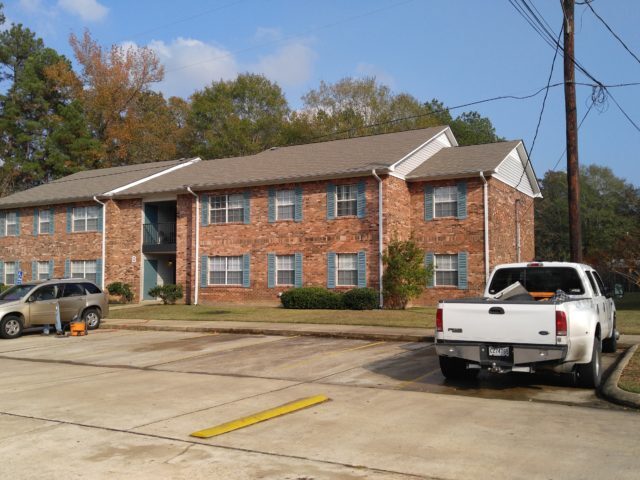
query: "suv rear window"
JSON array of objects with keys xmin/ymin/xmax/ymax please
[
  {"xmin": 82, "ymin": 283, "xmax": 101, "ymax": 294},
  {"xmin": 489, "ymin": 267, "xmax": 585, "ymax": 295},
  {"xmin": 62, "ymin": 283, "xmax": 85, "ymax": 297}
]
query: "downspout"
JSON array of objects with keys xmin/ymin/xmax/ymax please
[
  {"xmin": 186, "ymin": 187, "xmax": 199, "ymax": 305},
  {"xmin": 371, "ymin": 169, "xmax": 384, "ymax": 308},
  {"xmin": 515, "ymin": 199, "xmax": 522, "ymax": 262},
  {"xmin": 479, "ymin": 173, "xmax": 490, "ymax": 284},
  {"xmin": 92, "ymin": 196, "xmax": 106, "ymax": 289}
]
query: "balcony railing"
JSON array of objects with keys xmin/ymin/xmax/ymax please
[{"xmin": 143, "ymin": 222, "xmax": 176, "ymax": 252}]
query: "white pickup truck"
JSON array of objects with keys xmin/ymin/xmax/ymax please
[{"xmin": 435, "ymin": 262, "xmax": 618, "ymax": 388}]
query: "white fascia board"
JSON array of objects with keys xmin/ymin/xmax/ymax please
[
  {"xmin": 102, "ymin": 158, "xmax": 201, "ymax": 196},
  {"xmin": 388, "ymin": 126, "xmax": 455, "ymax": 171}
]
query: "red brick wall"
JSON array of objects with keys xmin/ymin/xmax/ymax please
[
  {"xmin": 176, "ymin": 193, "xmax": 196, "ymax": 304},
  {"xmin": 383, "ymin": 175, "xmax": 412, "ymax": 243},
  {"xmin": 105, "ymin": 199, "xmax": 142, "ymax": 301},
  {"xmin": 188, "ymin": 177, "xmax": 381, "ymax": 304}
]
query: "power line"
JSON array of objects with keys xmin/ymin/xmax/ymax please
[{"xmin": 586, "ymin": 1, "xmax": 640, "ymax": 66}]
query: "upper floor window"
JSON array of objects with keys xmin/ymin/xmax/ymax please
[
  {"xmin": 435, "ymin": 254, "xmax": 458, "ymax": 286},
  {"xmin": 210, "ymin": 194, "xmax": 243, "ymax": 224},
  {"xmin": 71, "ymin": 260, "xmax": 97, "ymax": 283},
  {"xmin": 73, "ymin": 206, "xmax": 99, "ymax": 232},
  {"xmin": 38, "ymin": 209, "xmax": 51, "ymax": 234},
  {"xmin": 336, "ymin": 184, "xmax": 357, "ymax": 217},
  {"xmin": 434, "ymin": 186, "xmax": 458, "ymax": 218},
  {"xmin": 4, "ymin": 212, "xmax": 18, "ymax": 236},
  {"xmin": 276, "ymin": 190, "xmax": 295, "ymax": 221}
]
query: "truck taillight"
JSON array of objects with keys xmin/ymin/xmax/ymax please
[
  {"xmin": 436, "ymin": 308, "xmax": 443, "ymax": 332},
  {"xmin": 556, "ymin": 311, "xmax": 567, "ymax": 336}
]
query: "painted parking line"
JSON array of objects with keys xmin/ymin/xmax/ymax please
[
  {"xmin": 277, "ymin": 341, "xmax": 387, "ymax": 371},
  {"xmin": 190, "ymin": 395, "xmax": 330, "ymax": 439}
]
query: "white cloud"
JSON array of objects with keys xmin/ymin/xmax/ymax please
[
  {"xmin": 58, "ymin": 0, "xmax": 109, "ymax": 22},
  {"xmin": 148, "ymin": 37, "xmax": 239, "ymax": 98},
  {"xmin": 251, "ymin": 41, "xmax": 316, "ymax": 88},
  {"xmin": 18, "ymin": 0, "xmax": 44, "ymax": 12},
  {"xmin": 356, "ymin": 62, "xmax": 396, "ymax": 88}
]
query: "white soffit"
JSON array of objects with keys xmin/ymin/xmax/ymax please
[
  {"xmin": 103, "ymin": 158, "xmax": 201, "ymax": 196},
  {"xmin": 493, "ymin": 143, "xmax": 541, "ymax": 197}
]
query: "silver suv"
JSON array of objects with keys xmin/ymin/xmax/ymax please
[{"xmin": 0, "ymin": 278, "xmax": 109, "ymax": 339}]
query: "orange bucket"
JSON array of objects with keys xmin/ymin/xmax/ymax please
[{"xmin": 70, "ymin": 321, "xmax": 87, "ymax": 336}]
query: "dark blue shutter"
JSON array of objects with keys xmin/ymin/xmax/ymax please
[
  {"xmin": 294, "ymin": 186, "xmax": 303, "ymax": 222},
  {"xmin": 33, "ymin": 209, "xmax": 39, "ymax": 236},
  {"xmin": 201, "ymin": 195, "xmax": 209, "ymax": 226},
  {"xmin": 267, "ymin": 253, "xmax": 276, "ymax": 288},
  {"xmin": 48, "ymin": 260, "xmax": 54, "ymax": 278},
  {"xmin": 200, "ymin": 256, "xmax": 208, "ymax": 287},
  {"xmin": 49, "ymin": 208, "xmax": 55, "ymax": 234},
  {"xmin": 424, "ymin": 186, "xmax": 434, "ymax": 221},
  {"xmin": 268, "ymin": 188, "xmax": 276, "ymax": 223},
  {"xmin": 66, "ymin": 207, "xmax": 73, "ymax": 233},
  {"xmin": 0, "ymin": 261, "xmax": 4, "ymax": 282},
  {"xmin": 97, "ymin": 205, "xmax": 104, "ymax": 232},
  {"xmin": 32, "ymin": 260, "xmax": 37, "ymax": 281},
  {"xmin": 357, "ymin": 251, "xmax": 366, "ymax": 288},
  {"xmin": 96, "ymin": 258, "xmax": 103, "ymax": 287},
  {"xmin": 357, "ymin": 181, "xmax": 366, "ymax": 218},
  {"xmin": 458, "ymin": 252, "xmax": 468, "ymax": 290},
  {"xmin": 64, "ymin": 259, "xmax": 70, "ymax": 278},
  {"xmin": 0, "ymin": 212, "xmax": 5, "ymax": 236},
  {"xmin": 243, "ymin": 191, "xmax": 251, "ymax": 224},
  {"xmin": 327, "ymin": 252, "xmax": 336, "ymax": 289},
  {"xmin": 425, "ymin": 252, "xmax": 434, "ymax": 288},
  {"xmin": 242, "ymin": 254, "xmax": 251, "ymax": 288},
  {"xmin": 15, "ymin": 210, "xmax": 20, "ymax": 236},
  {"xmin": 327, "ymin": 183, "xmax": 336, "ymax": 220},
  {"xmin": 457, "ymin": 182, "xmax": 467, "ymax": 220},
  {"xmin": 294, "ymin": 253, "xmax": 303, "ymax": 288}
]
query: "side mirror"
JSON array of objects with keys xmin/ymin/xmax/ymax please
[
  {"xmin": 603, "ymin": 287, "xmax": 612, "ymax": 299},
  {"xmin": 27, "ymin": 295, "xmax": 36, "ymax": 303}
]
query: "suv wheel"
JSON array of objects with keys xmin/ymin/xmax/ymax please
[
  {"xmin": 83, "ymin": 308, "xmax": 101, "ymax": 330},
  {"xmin": 0, "ymin": 315, "xmax": 23, "ymax": 339}
]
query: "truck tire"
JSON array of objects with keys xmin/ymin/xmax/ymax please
[
  {"xmin": 439, "ymin": 356, "xmax": 478, "ymax": 380},
  {"xmin": 602, "ymin": 319, "xmax": 617, "ymax": 353},
  {"xmin": 575, "ymin": 337, "xmax": 602, "ymax": 389}
]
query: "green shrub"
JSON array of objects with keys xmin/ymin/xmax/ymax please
[
  {"xmin": 148, "ymin": 284, "xmax": 183, "ymax": 305},
  {"xmin": 107, "ymin": 282, "xmax": 134, "ymax": 303},
  {"xmin": 343, "ymin": 287, "xmax": 379, "ymax": 310},
  {"xmin": 280, "ymin": 287, "xmax": 344, "ymax": 309},
  {"xmin": 383, "ymin": 239, "xmax": 430, "ymax": 309}
]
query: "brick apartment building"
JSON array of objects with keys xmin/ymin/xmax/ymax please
[{"xmin": 0, "ymin": 126, "xmax": 540, "ymax": 306}]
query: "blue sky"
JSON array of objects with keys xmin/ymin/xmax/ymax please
[{"xmin": 4, "ymin": 0, "xmax": 640, "ymax": 186}]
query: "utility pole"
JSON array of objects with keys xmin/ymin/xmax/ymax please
[{"xmin": 563, "ymin": 0, "xmax": 582, "ymax": 262}]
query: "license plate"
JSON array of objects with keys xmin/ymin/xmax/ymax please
[{"xmin": 488, "ymin": 346, "xmax": 511, "ymax": 357}]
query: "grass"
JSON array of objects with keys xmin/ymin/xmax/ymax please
[
  {"xmin": 615, "ymin": 292, "xmax": 640, "ymax": 335},
  {"xmin": 108, "ymin": 304, "xmax": 436, "ymax": 329},
  {"xmin": 619, "ymin": 347, "xmax": 640, "ymax": 394}
]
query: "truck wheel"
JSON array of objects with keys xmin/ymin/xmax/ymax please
[
  {"xmin": 575, "ymin": 337, "xmax": 602, "ymax": 389},
  {"xmin": 439, "ymin": 356, "xmax": 478, "ymax": 380},
  {"xmin": 602, "ymin": 320, "xmax": 617, "ymax": 353},
  {"xmin": 0, "ymin": 315, "xmax": 23, "ymax": 339}
]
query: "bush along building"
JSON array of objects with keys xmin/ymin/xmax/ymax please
[{"xmin": 0, "ymin": 126, "xmax": 540, "ymax": 306}]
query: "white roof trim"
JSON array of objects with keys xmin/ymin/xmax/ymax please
[
  {"xmin": 388, "ymin": 126, "xmax": 457, "ymax": 172},
  {"xmin": 103, "ymin": 158, "xmax": 201, "ymax": 196},
  {"xmin": 493, "ymin": 142, "xmax": 542, "ymax": 198}
]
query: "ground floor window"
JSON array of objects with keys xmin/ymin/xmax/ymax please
[
  {"xmin": 435, "ymin": 254, "xmax": 458, "ymax": 286},
  {"xmin": 4, "ymin": 262, "xmax": 16, "ymax": 285},
  {"xmin": 276, "ymin": 255, "xmax": 295, "ymax": 285},
  {"xmin": 337, "ymin": 253, "xmax": 358, "ymax": 286},
  {"xmin": 209, "ymin": 256, "xmax": 243, "ymax": 285},
  {"xmin": 71, "ymin": 260, "xmax": 97, "ymax": 283},
  {"xmin": 37, "ymin": 261, "xmax": 50, "ymax": 281}
]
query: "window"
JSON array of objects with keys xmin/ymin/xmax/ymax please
[
  {"xmin": 32, "ymin": 285, "xmax": 59, "ymax": 301},
  {"xmin": 337, "ymin": 253, "xmax": 358, "ymax": 286},
  {"xmin": 209, "ymin": 256, "xmax": 243, "ymax": 285},
  {"xmin": 37, "ymin": 261, "xmax": 50, "ymax": 281},
  {"xmin": 73, "ymin": 206, "xmax": 99, "ymax": 232},
  {"xmin": 82, "ymin": 282, "xmax": 102, "ymax": 294},
  {"xmin": 276, "ymin": 190, "xmax": 295, "ymax": 220},
  {"xmin": 5, "ymin": 212, "xmax": 18, "ymax": 236},
  {"xmin": 71, "ymin": 260, "xmax": 97, "ymax": 283},
  {"xmin": 62, "ymin": 283, "xmax": 85, "ymax": 297},
  {"xmin": 434, "ymin": 186, "xmax": 457, "ymax": 218},
  {"xmin": 38, "ymin": 209, "xmax": 50, "ymax": 234},
  {"xmin": 435, "ymin": 254, "xmax": 458, "ymax": 286},
  {"xmin": 276, "ymin": 255, "xmax": 295, "ymax": 285},
  {"xmin": 4, "ymin": 262, "xmax": 16, "ymax": 285},
  {"xmin": 336, "ymin": 185, "xmax": 357, "ymax": 217},
  {"xmin": 210, "ymin": 194, "xmax": 243, "ymax": 224},
  {"xmin": 488, "ymin": 267, "xmax": 585, "ymax": 295}
]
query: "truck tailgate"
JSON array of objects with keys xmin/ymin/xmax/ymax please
[{"xmin": 441, "ymin": 301, "xmax": 558, "ymax": 345}]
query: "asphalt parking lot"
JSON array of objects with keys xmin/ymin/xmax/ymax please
[{"xmin": 0, "ymin": 329, "xmax": 638, "ymax": 479}]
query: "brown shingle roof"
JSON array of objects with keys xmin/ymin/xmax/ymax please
[
  {"xmin": 0, "ymin": 159, "xmax": 192, "ymax": 208},
  {"xmin": 115, "ymin": 126, "xmax": 449, "ymax": 196},
  {"xmin": 405, "ymin": 141, "xmax": 522, "ymax": 180}
]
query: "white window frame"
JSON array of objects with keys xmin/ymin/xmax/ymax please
[
  {"xmin": 38, "ymin": 209, "xmax": 51, "ymax": 234},
  {"xmin": 4, "ymin": 262, "xmax": 17, "ymax": 285},
  {"xmin": 336, "ymin": 253, "xmax": 358, "ymax": 286},
  {"xmin": 208, "ymin": 256, "xmax": 243, "ymax": 285},
  {"xmin": 210, "ymin": 194, "xmax": 244, "ymax": 224},
  {"xmin": 37, "ymin": 261, "xmax": 50, "ymax": 281},
  {"xmin": 434, "ymin": 254, "xmax": 458, "ymax": 287},
  {"xmin": 5, "ymin": 211, "xmax": 18, "ymax": 236},
  {"xmin": 336, "ymin": 184, "xmax": 357, "ymax": 217},
  {"xmin": 73, "ymin": 206, "xmax": 99, "ymax": 232},
  {"xmin": 276, "ymin": 190, "xmax": 295, "ymax": 221},
  {"xmin": 434, "ymin": 186, "xmax": 458, "ymax": 218},
  {"xmin": 71, "ymin": 260, "xmax": 97, "ymax": 283},
  {"xmin": 276, "ymin": 255, "xmax": 295, "ymax": 286}
]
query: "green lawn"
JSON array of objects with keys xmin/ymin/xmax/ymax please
[
  {"xmin": 108, "ymin": 304, "xmax": 436, "ymax": 329},
  {"xmin": 615, "ymin": 292, "xmax": 640, "ymax": 335},
  {"xmin": 619, "ymin": 347, "xmax": 640, "ymax": 394}
]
